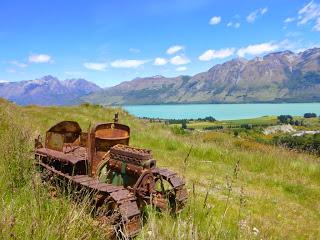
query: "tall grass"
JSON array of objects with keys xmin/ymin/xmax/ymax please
[
  {"xmin": 0, "ymin": 101, "xmax": 105, "ymax": 239},
  {"xmin": 1, "ymin": 99, "xmax": 320, "ymax": 239}
]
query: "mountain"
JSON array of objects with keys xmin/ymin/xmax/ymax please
[
  {"xmin": 82, "ymin": 48, "xmax": 320, "ymax": 105},
  {"xmin": 0, "ymin": 75, "xmax": 101, "ymax": 106}
]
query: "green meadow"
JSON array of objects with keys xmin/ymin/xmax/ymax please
[{"xmin": 1, "ymin": 99, "xmax": 320, "ymax": 239}]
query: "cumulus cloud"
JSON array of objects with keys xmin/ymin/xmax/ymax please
[
  {"xmin": 284, "ymin": 17, "xmax": 295, "ymax": 23},
  {"xmin": 246, "ymin": 7, "xmax": 268, "ymax": 23},
  {"xmin": 227, "ymin": 22, "xmax": 240, "ymax": 28},
  {"xmin": 176, "ymin": 66, "xmax": 187, "ymax": 72},
  {"xmin": 170, "ymin": 55, "xmax": 190, "ymax": 65},
  {"xmin": 110, "ymin": 59, "xmax": 147, "ymax": 68},
  {"xmin": 129, "ymin": 48, "xmax": 140, "ymax": 53},
  {"xmin": 298, "ymin": 1, "xmax": 320, "ymax": 31},
  {"xmin": 209, "ymin": 16, "xmax": 221, "ymax": 25},
  {"xmin": 315, "ymin": 17, "xmax": 320, "ymax": 31},
  {"xmin": 166, "ymin": 45, "xmax": 184, "ymax": 55},
  {"xmin": 83, "ymin": 62, "xmax": 108, "ymax": 71},
  {"xmin": 237, "ymin": 42, "xmax": 279, "ymax": 57},
  {"xmin": 0, "ymin": 80, "xmax": 9, "ymax": 83},
  {"xmin": 198, "ymin": 48, "xmax": 235, "ymax": 61},
  {"xmin": 29, "ymin": 54, "xmax": 52, "ymax": 63},
  {"xmin": 10, "ymin": 61, "xmax": 27, "ymax": 68},
  {"xmin": 154, "ymin": 57, "xmax": 168, "ymax": 66},
  {"xmin": 234, "ymin": 22, "xmax": 241, "ymax": 28}
]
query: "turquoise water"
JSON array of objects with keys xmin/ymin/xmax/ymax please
[{"xmin": 123, "ymin": 103, "xmax": 320, "ymax": 120}]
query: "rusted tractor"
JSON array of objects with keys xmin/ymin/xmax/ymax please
[{"xmin": 34, "ymin": 114, "xmax": 187, "ymax": 238}]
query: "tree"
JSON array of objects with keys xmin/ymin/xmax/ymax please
[
  {"xmin": 304, "ymin": 113, "xmax": 317, "ymax": 118},
  {"xmin": 204, "ymin": 116, "xmax": 216, "ymax": 122},
  {"xmin": 277, "ymin": 115, "xmax": 293, "ymax": 124},
  {"xmin": 181, "ymin": 121, "xmax": 187, "ymax": 129}
]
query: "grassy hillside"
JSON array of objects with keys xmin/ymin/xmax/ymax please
[{"xmin": 1, "ymin": 99, "xmax": 320, "ymax": 239}]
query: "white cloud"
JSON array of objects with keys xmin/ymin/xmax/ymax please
[
  {"xmin": 6, "ymin": 69, "xmax": 16, "ymax": 73},
  {"xmin": 10, "ymin": 61, "xmax": 27, "ymax": 68},
  {"xmin": 246, "ymin": 7, "xmax": 268, "ymax": 23},
  {"xmin": 315, "ymin": 17, "xmax": 320, "ymax": 31},
  {"xmin": 29, "ymin": 54, "xmax": 52, "ymax": 63},
  {"xmin": 227, "ymin": 22, "xmax": 240, "ymax": 28},
  {"xmin": 0, "ymin": 80, "xmax": 8, "ymax": 83},
  {"xmin": 198, "ymin": 48, "xmax": 235, "ymax": 61},
  {"xmin": 237, "ymin": 42, "xmax": 279, "ymax": 57},
  {"xmin": 166, "ymin": 45, "xmax": 184, "ymax": 55},
  {"xmin": 298, "ymin": 1, "xmax": 320, "ymax": 31},
  {"xmin": 110, "ymin": 59, "xmax": 147, "ymax": 68},
  {"xmin": 261, "ymin": 7, "xmax": 268, "ymax": 15},
  {"xmin": 176, "ymin": 66, "xmax": 187, "ymax": 72},
  {"xmin": 234, "ymin": 22, "xmax": 241, "ymax": 28},
  {"xmin": 154, "ymin": 57, "xmax": 168, "ymax": 66},
  {"xmin": 209, "ymin": 16, "xmax": 221, "ymax": 25},
  {"xmin": 83, "ymin": 62, "xmax": 108, "ymax": 71},
  {"xmin": 170, "ymin": 55, "xmax": 190, "ymax": 65},
  {"xmin": 284, "ymin": 17, "xmax": 295, "ymax": 23},
  {"xmin": 129, "ymin": 48, "xmax": 140, "ymax": 53}
]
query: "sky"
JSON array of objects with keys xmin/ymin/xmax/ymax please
[{"xmin": 0, "ymin": 0, "xmax": 320, "ymax": 87}]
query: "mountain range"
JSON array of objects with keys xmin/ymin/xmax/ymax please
[
  {"xmin": 1, "ymin": 48, "xmax": 320, "ymax": 106},
  {"xmin": 0, "ymin": 75, "xmax": 101, "ymax": 106},
  {"xmin": 83, "ymin": 48, "xmax": 320, "ymax": 105}
]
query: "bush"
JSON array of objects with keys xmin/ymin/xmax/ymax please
[
  {"xmin": 303, "ymin": 113, "xmax": 317, "ymax": 118},
  {"xmin": 240, "ymin": 124, "xmax": 253, "ymax": 129},
  {"xmin": 181, "ymin": 121, "xmax": 187, "ymax": 129},
  {"xmin": 171, "ymin": 126, "xmax": 186, "ymax": 135},
  {"xmin": 203, "ymin": 126, "xmax": 223, "ymax": 131},
  {"xmin": 277, "ymin": 115, "xmax": 293, "ymax": 124},
  {"xmin": 167, "ymin": 119, "xmax": 189, "ymax": 124},
  {"xmin": 273, "ymin": 133, "xmax": 320, "ymax": 155},
  {"xmin": 197, "ymin": 116, "xmax": 216, "ymax": 122}
]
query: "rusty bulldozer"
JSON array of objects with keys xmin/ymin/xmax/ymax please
[{"xmin": 34, "ymin": 114, "xmax": 187, "ymax": 238}]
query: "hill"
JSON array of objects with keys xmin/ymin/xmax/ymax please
[
  {"xmin": 0, "ymin": 75, "xmax": 101, "ymax": 106},
  {"xmin": 0, "ymin": 99, "xmax": 319, "ymax": 239},
  {"xmin": 83, "ymin": 48, "xmax": 320, "ymax": 105}
]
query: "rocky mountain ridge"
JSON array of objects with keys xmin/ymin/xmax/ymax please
[
  {"xmin": 0, "ymin": 75, "xmax": 101, "ymax": 106},
  {"xmin": 82, "ymin": 48, "xmax": 320, "ymax": 105}
]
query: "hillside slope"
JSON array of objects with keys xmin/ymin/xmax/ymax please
[
  {"xmin": 0, "ymin": 75, "xmax": 101, "ymax": 106},
  {"xmin": 83, "ymin": 48, "xmax": 320, "ymax": 105},
  {"xmin": 0, "ymin": 99, "xmax": 319, "ymax": 239}
]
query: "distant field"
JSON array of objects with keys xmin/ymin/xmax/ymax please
[
  {"xmin": 1, "ymin": 99, "xmax": 320, "ymax": 239},
  {"xmin": 175, "ymin": 115, "xmax": 319, "ymax": 130},
  {"xmin": 184, "ymin": 116, "xmax": 279, "ymax": 130}
]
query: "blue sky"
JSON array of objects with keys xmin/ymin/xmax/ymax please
[{"xmin": 0, "ymin": 0, "xmax": 320, "ymax": 87}]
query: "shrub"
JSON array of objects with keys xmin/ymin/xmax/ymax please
[
  {"xmin": 203, "ymin": 126, "xmax": 224, "ymax": 130},
  {"xmin": 277, "ymin": 115, "xmax": 293, "ymax": 124},
  {"xmin": 181, "ymin": 121, "xmax": 187, "ymax": 129},
  {"xmin": 240, "ymin": 124, "xmax": 253, "ymax": 129},
  {"xmin": 303, "ymin": 113, "xmax": 317, "ymax": 118},
  {"xmin": 273, "ymin": 133, "xmax": 320, "ymax": 155},
  {"xmin": 171, "ymin": 126, "xmax": 186, "ymax": 135},
  {"xmin": 197, "ymin": 116, "xmax": 216, "ymax": 122}
]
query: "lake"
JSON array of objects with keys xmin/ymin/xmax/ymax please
[{"xmin": 123, "ymin": 103, "xmax": 320, "ymax": 120}]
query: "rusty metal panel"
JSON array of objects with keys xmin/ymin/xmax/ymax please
[
  {"xmin": 48, "ymin": 121, "xmax": 82, "ymax": 134},
  {"xmin": 111, "ymin": 189, "xmax": 130, "ymax": 202},
  {"xmin": 74, "ymin": 176, "xmax": 92, "ymax": 183},
  {"xmin": 45, "ymin": 132, "xmax": 64, "ymax": 151},
  {"xmin": 176, "ymin": 188, "xmax": 188, "ymax": 201},
  {"xmin": 81, "ymin": 179, "xmax": 100, "ymax": 187},
  {"xmin": 169, "ymin": 176, "xmax": 185, "ymax": 188},
  {"xmin": 119, "ymin": 201, "xmax": 140, "ymax": 219}
]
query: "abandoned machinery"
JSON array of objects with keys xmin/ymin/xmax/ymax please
[{"xmin": 34, "ymin": 114, "xmax": 188, "ymax": 238}]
